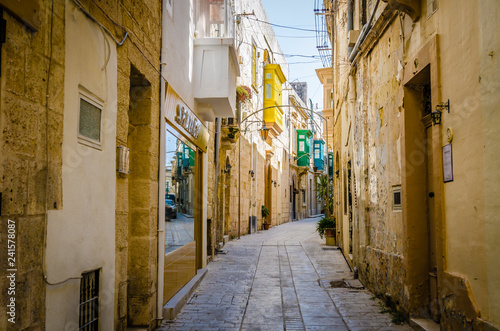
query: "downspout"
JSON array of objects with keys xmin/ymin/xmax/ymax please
[
  {"xmin": 157, "ymin": 86, "xmax": 165, "ymax": 323},
  {"xmin": 347, "ymin": 0, "xmax": 354, "ymax": 54},
  {"xmin": 348, "ymin": 0, "xmax": 381, "ymax": 63},
  {"xmin": 213, "ymin": 118, "xmax": 221, "ymax": 254}
]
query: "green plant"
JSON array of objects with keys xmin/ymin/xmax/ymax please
[
  {"xmin": 261, "ymin": 205, "xmax": 270, "ymax": 223},
  {"xmin": 316, "ymin": 216, "xmax": 336, "ymax": 239},
  {"xmin": 316, "ymin": 174, "xmax": 334, "ymax": 219},
  {"xmin": 236, "ymin": 85, "xmax": 252, "ymax": 103}
]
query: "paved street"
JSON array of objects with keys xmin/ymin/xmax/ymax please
[
  {"xmin": 158, "ymin": 216, "xmax": 412, "ymax": 331},
  {"xmin": 166, "ymin": 214, "xmax": 195, "ymax": 254}
]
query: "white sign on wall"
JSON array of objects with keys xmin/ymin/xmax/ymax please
[{"xmin": 443, "ymin": 144, "xmax": 453, "ymax": 183}]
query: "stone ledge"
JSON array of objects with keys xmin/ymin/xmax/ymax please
[
  {"xmin": 162, "ymin": 268, "xmax": 208, "ymax": 320},
  {"xmin": 409, "ymin": 318, "xmax": 440, "ymax": 331}
]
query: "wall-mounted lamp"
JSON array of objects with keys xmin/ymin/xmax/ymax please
[
  {"xmin": 224, "ymin": 163, "xmax": 232, "ymax": 174},
  {"xmin": 273, "ymin": 181, "xmax": 277, "ymax": 187},
  {"xmin": 249, "ymin": 170, "xmax": 255, "ymax": 178},
  {"xmin": 431, "ymin": 109, "xmax": 442, "ymax": 125},
  {"xmin": 432, "ymin": 99, "xmax": 450, "ymax": 125},
  {"xmin": 260, "ymin": 124, "xmax": 269, "ymax": 141}
]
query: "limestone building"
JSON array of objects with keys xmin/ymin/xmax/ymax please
[
  {"xmin": 0, "ymin": 0, "xmax": 327, "ymax": 329},
  {"xmin": 0, "ymin": 0, "xmax": 162, "ymax": 329},
  {"xmin": 320, "ymin": 0, "xmax": 500, "ymax": 329},
  {"xmin": 209, "ymin": 0, "xmax": 326, "ymax": 253}
]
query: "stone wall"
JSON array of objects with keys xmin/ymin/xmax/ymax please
[
  {"xmin": 0, "ymin": 0, "xmax": 65, "ymax": 328},
  {"xmin": 108, "ymin": 0, "xmax": 162, "ymax": 327},
  {"xmin": 331, "ymin": 0, "xmax": 500, "ymax": 328}
]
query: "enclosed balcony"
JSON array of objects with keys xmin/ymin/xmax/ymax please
[
  {"xmin": 193, "ymin": 0, "xmax": 240, "ymax": 121},
  {"xmin": 297, "ymin": 129, "xmax": 312, "ymax": 167},
  {"xmin": 313, "ymin": 139, "xmax": 325, "ymax": 171},
  {"xmin": 263, "ymin": 64, "xmax": 286, "ymax": 136}
]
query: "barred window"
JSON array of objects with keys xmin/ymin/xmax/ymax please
[{"xmin": 79, "ymin": 270, "xmax": 99, "ymax": 330}]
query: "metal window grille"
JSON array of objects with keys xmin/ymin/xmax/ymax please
[
  {"xmin": 393, "ymin": 186, "xmax": 402, "ymax": 210},
  {"xmin": 79, "ymin": 270, "xmax": 99, "ymax": 330}
]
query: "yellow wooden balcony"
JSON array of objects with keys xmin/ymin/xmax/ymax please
[{"xmin": 263, "ymin": 64, "xmax": 286, "ymax": 136}]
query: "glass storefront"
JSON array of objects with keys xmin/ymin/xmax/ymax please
[
  {"xmin": 162, "ymin": 84, "xmax": 208, "ymax": 305},
  {"xmin": 163, "ymin": 128, "xmax": 197, "ymax": 303}
]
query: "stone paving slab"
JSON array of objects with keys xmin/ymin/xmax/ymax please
[{"xmin": 157, "ymin": 217, "xmax": 412, "ymax": 331}]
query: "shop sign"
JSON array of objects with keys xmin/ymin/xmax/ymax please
[
  {"xmin": 165, "ymin": 84, "xmax": 209, "ymax": 152},
  {"xmin": 175, "ymin": 104, "xmax": 201, "ymax": 139}
]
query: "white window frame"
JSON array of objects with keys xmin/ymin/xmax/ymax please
[{"xmin": 78, "ymin": 91, "xmax": 104, "ymax": 150}]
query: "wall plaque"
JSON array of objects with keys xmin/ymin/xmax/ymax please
[{"xmin": 443, "ymin": 144, "xmax": 453, "ymax": 183}]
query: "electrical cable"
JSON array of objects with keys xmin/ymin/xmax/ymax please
[
  {"xmin": 43, "ymin": 0, "xmax": 82, "ymax": 286},
  {"xmin": 244, "ymin": 16, "xmax": 318, "ymax": 32}
]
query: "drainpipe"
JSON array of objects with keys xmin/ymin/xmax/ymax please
[
  {"xmin": 347, "ymin": 0, "xmax": 354, "ymax": 54},
  {"xmin": 348, "ymin": 0, "xmax": 381, "ymax": 63},
  {"xmin": 213, "ymin": 118, "xmax": 221, "ymax": 254},
  {"xmin": 157, "ymin": 83, "xmax": 165, "ymax": 323}
]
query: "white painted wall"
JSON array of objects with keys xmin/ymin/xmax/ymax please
[{"xmin": 45, "ymin": 2, "xmax": 117, "ymax": 329}]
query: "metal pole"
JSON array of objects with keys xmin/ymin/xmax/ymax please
[{"xmin": 238, "ymin": 136, "xmax": 241, "ymax": 239}]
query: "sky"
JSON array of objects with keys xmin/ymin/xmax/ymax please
[{"xmin": 261, "ymin": 0, "xmax": 326, "ymax": 111}]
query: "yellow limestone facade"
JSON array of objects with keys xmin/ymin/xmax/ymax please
[
  {"xmin": 0, "ymin": 0, "xmax": 162, "ymax": 329},
  {"xmin": 325, "ymin": 0, "xmax": 500, "ymax": 329}
]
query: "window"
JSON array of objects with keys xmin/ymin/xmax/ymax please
[
  {"xmin": 427, "ymin": 0, "xmax": 438, "ymax": 17},
  {"xmin": 252, "ymin": 43, "xmax": 257, "ymax": 88},
  {"xmin": 197, "ymin": 0, "xmax": 233, "ymax": 38},
  {"xmin": 302, "ymin": 189, "xmax": 306, "ymax": 205},
  {"xmin": 79, "ymin": 270, "xmax": 99, "ymax": 330},
  {"xmin": 393, "ymin": 186, "xmax": 402, "ymax": 210},
  {"xmin": 265, "ymin": 83, "xmax": 271, "ymax": 99},
  {"xmin": 78, "ymin": 94, "xmax": 103, "ymax": 149},
  {"xmin": 208, "ymin": 0, "xmax": 224, "ymax": 37}
]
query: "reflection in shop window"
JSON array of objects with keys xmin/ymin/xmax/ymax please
[{"xmin": 164, "ymin": 129, "xmax": 196, "ymax": 254}]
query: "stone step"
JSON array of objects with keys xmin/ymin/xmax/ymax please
[{"xmin": 410, "ymin": 318, "xmax": 440, "ymax": 331}]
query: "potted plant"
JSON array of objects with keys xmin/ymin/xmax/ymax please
[
  {"xmin": 236, "ymin": 85, "xmax": 252, "ymax": 104},
  {"xmin": 316, "ymin": 174, "xmax": 334, "ymax": 219},
  {"xmin": 316, "ymin": 216, "xmax": 336, "ymax": 246},
  {"xmin": 261, "ymin": 205, "xmax": 271, "ymax": 230}
]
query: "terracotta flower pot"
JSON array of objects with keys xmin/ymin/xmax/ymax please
[
  {"xmin": 325, "ymin": 228, "xmax": 335, "ymax": 237},
  {"xmin": 263, "ymin": 223, "xmax": 270, "ymax": 230},
  {"xmin": 325, "ymin": 228, "xmax": 336, "ymax": 246}
]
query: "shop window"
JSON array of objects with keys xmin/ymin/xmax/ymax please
[
  {"xmin": 78, "ymin": 93, "xmax": 103, "ymax": 149},
  {"xmin": 79, "ymin": 270, "xmax": 99, "ymax": 330}
]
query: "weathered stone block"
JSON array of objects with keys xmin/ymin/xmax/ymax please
[
  {"xmin": 129, "ymin": 208, "xmax": 150, "ymax": 237},
  {"xmin": 4, "ymin": 36, "xmax": 26, "ymax": 97},
  {"xmin": 128, "ymin": 180, "xmax": 152, "ymax": 209}
]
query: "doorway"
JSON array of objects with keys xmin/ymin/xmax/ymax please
[{"xmin": 404, "ymin": 64, "xmax": 440, "ymax": 322}]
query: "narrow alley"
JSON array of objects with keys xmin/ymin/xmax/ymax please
[
  {"xmin": 158, "ymin": 217, "xmax": 412, "ymax": 331},
  {"xmin": 1, "ymin": 0, "xmax": 499, "ymax": 329}
]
